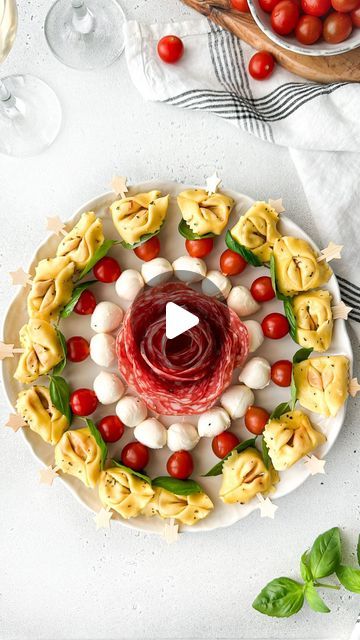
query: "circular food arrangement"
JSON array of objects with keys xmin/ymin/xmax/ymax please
[{"xmin": 2, "ymin": 179, "xmax": 354, "ymax": 534}]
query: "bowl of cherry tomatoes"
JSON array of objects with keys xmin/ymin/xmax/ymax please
[{"xmin": 247, "ymin": 0, "xmax": 360, "ymax": 55}]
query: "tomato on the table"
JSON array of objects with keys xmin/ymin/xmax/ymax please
[
  {"xmin": 271, "ymin": 0, "xmax": 300, "ymax": 34},
  {"xmin": 271, "ymin": 359, "xmax": 293, "ymax": 386},
  {"xmin": 295, "ymin": 14, "xmax": 323, "ymax": 43},
  {"xmin": 351, "ymin": 6, "xmax": 360, "ymax": 26},
  {"xmin": 66, "ymin": 336, "xmax": 90, "ymax": 362},
  {"xmin": 259, "ymin": 0, "xmax": 281, "ymax": 13},
  {"xmin": 332, "ymin": 0, "xmax": 359, "ymax": 11},
  {"xmin": 167, "ymin": 450, "xmax": 194, "ymax": 480},
  {"xmin": 220, "ymin": 249, "xmax": 247, "ymax": 275},
  {"xmin": 98, "ymin": 415, "xmax": 125, "ymax": 443},
  {"xmin": 301, "ymin": 0, "xmax": 331, "ymax": 16},
  {"xmin": 93, "ymin": 256, "xmax": 121, "ymax": 283},
  {"xmin": 261, "ymin": 312, "xmax": 289, "ymax": 339},
  {"xmin": 323, "ymin": 11, "xmax": 353, "ymax": 41},
  {"xmin": 157, "ymin": 35, "xmax": 184, "ymax": 64},
  {"xmin": 134, "ymin": 236, "xmax": 160, "ymax": 261},
  {"xmin": 74, "ymin": 289, "xmax": 96, "ymax": 315},
  {"xmin": 248, "ymin": 51, "xmax": 275, "ymax": 80},
  {"xmin": 231, "ymin": 0, "xmax": 250, "ymax": 11},
  {"xmin": 250, "ymin": 276, "xmax": 275, "ymax": 302},
  {"xmin": 244, "ymin": 406, "xmax": 270, "ymax": 435},
  {"xmin": 70, "ymin": 388, "xmax": 98, "ymax": 416},
  {"xmin": 212, "ymin": 431, "xmax": 240, "ymax": 459},
  {"xmin": 185, "ymin": 238, "xmax": 214, "ymax": 258},
  {"xmin": 121, "ymin": 442, "xmax": 149, "ymax": 471}
]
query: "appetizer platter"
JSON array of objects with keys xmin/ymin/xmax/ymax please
[{"xmin": 1, "ymin": 179, "xmax": 355, "ymax": 535}]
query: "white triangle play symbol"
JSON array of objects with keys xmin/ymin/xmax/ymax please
[{"xmin": 166, "ymin": 302, "xmax": 199, "ymax": 339}]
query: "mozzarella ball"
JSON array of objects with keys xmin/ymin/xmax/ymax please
[
  {"xmin": 93, "ymin": 371, "xmax": 124, "ymax": 405},
  {"xmin": 243, "ymin": 320, "xmax": 264, "ymax": 353},
  {"xmin": 197, "ymin": 407, "xmax": 231, "ymax": 438},
  {"xmin": 134, "ymin": 418, "xmax": 167, "ymax": 449},
  {"xmin": 167, "ymin": 422, "xmax": 200, "ymax": 451},
  {"xmin": 238, "ymin": 357, "xmax": 271, "ymax": 390},
  {"xmin": 227, "ymin": 285, "xmax": 260, "ymax": 317},
  {"xmin": 115, "ymin": 269, "xmax": 144, "ymax": 302},
  {"xmin": 202, "ymin": 270, "xmax": 231, "ymax": 299},
  {"xmin": 90, "ymin": 333, "xmax": 116, "ymax": 367},
  {"xmin": 172, "ymin": 256, "xmax": 207, "ymax": 283},
  {"xmin": 115, "ymin": 395, "xmax": 147, "ymax": 427},
  {"xmin": 141, "ymin": 258, "xmax": 173, "ymax": 286},
  {"xmin": 90, "ymin": 301, "xmax": 123, "ymax": 333},
  {"xmin": 220, "ymin": 384, "xmax": 254, "ymax": 419}
]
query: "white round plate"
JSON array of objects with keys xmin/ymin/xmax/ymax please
[{"xmin": 1, "ymin": 180, "xmax": 352, "ymax": 534}]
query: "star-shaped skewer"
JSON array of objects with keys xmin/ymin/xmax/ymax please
[
  {"xmin": 317, "ymin": 242, "xmax": 343, "ymax": 263},
  {"xmin": 39, "ymin": 465, "xmax": 59, "ymax": 486},
  {"xmin": 94, "ymin": 508, "xmax": 113, "ymax": 530},
  {"xmin": 111, "ymin": 176, "xmax": 128, "ymax": 199},
  {"xmin": 206, "ymin": 172, "xmax": 222, "ymax": 195},
  {"xmin": 163, "ymin": 517, "xmax": 179, "ymax": 543},
  {"xmin": 349, "ymin": 378, "xmax": 360, "ymax": 398},
  {"xmin": 331, "ymin": 301, "xmax": 353, "ymax": 320},
  {"xmin": 304, "ymin": 455, "xmax": 326, "ymax": 476},
  {"xmin": 0, "ymin": 342, "xmax": 25, "ymax": 360},
  {"xmin": 257, "ymin": 493, "xmax": 278, "ymax": 519},
  {"xmin": 46, "ymin": 216, "xmax": 67, "ymax": 236},
  {"xmin": 5, "ymin": 413, "xmax": 26, "ymax": 432},
  {"xmin": 9, "ymin": 268, "xmax": 32, "ymax": 287},
  {"xmin": 268, "ymin": 198, "xmax": 285, "ymax": 213}
]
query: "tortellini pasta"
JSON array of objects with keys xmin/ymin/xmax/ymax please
[
  {"xmin": 14, "ymin": 319, "xmax": 63, "ymax": 384},
  {"xmin": 293, "ymin": 355, "xmax": 349, "ymax": 417},
  {"xmin": 143, "ymin": 487, "xmax": 214, "ymax": 526},
  {"xmin": 55, "ymin": 427, "xmax": 102, "ymax": 488},
  {"xmin": 273, "ymin": 236, "xmax": 332, "ymax": 297},
  {"xmin": 219, "ymin": 448, "xmax": 278, "ymax": 505},
  {"xmin": 230, "ymin": 201, "xmax": 280, "ymax": 262},
  {"xmin": 292, "ymin": 290, "xmax": 333, "ymax": 352},
  {"xmin": 16, "ymin": 385, "xmax": 69, "ymax": 445},
  {"xmin": 56, "ymin": 211, "xmax": 104, "ymax": 271},
  {"xmin": 98, "ymin": 466, "xmax": 154, "ymax": 519},
  {"xmin": 27, "ymin": 256, "xmax": 75, "ymax": 321},
  {"xmin": 177, "ymin": 189, "xmax": 234, "ymax": 236},
  {"xmin": 263, "ymin": 410, "xmax": 326, "ymax": 471},
  {"xmin": 110, "ymin": 191, "xmax": 169, "ymax": 246}
]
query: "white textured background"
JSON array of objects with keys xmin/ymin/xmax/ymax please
[{"xmin": 1, "ymin": 1, "xmax": 359, "ymax": 639}]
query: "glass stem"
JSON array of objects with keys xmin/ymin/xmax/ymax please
[
  {"xmin": 0, "ymin": 78, "xmax": 17, "ymax": 114},
  {"xmin": 71, "ymin": 0, "xmax": 94, "ymax": 35}
]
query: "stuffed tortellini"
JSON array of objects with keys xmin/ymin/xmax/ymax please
[
  {"xmin": 16, "ymin": 385, "xmax": 69, "ymax": 445},
  {"xmin": 142, "ymin": 486, "xmax": 214, "ymax": 526},
  {"xmin": 177, "ymin": 189, "xmax": 234, "ymax": 236},
  {"xmin": 292, "ymin": 290, "xmax": 333, "ymax": 352},
  {"xmin": 55, "ymin": 427, "xmax": 102, "ymax": 488},
  {"xmin": 14, "ymin": 319, "xmax": 63, "ymax": 383},
  {"xmin": 56, "ymin": 211, "xmax": 104, "ymax": 271},
  {"xmin": 230, "ymin": 201, "xmax": 281, "ymax": 262},
  {"xmin": 263, "ymin": 410, "xmax": 326, "ymax": 471},
  {"xmin": 293, "ymin": 355, "xmax": 349, "ymax": 417},
  {"xmin": 27, "ymin": 256, "xmax": 75, "ymax": 321},
  {"xmin": 110, "ymin": 191, "xmax": 169, "ymax": 246},
  {"xmin": 98, "ymin": 466, "xmax": 154, "ymax": 519},
  {"xmin": 273, "ymin": 236, "xmax": 332, "ymax": 297},
  {"xmin": 219, "ymin": 448, "xmax": 278, "ymax": 505}
]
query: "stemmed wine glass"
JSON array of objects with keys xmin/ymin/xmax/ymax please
[
  {"xmin": 44, "ymin": 0, "xmax": 126, "ymax": 70},
  {"xmin": 0, "ymin": 0, "xmax": 62, "ymax": 157}
]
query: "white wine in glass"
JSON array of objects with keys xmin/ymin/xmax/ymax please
[{"xmin": 0, "ymin": 0, "xmax": 62, "ymax": 157}]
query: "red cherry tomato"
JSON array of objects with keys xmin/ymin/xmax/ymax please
[
  {"xmin": 245, "ymin": 406, "xmax": 270, "ymax": 435},
  {"xmin": 295, "ymin": 15, "xmax": 323, "ymax": 43},
  {"xmin": 97, "ymin": 415, "xmax": 125, "ymax": 443},
  {"xmin": 248, "ymin": 51, "xmax": 275, "ymax": 80},
  {"xmin": 271, "ymin": 0, "xmax": 300, "ymax": 34},
  {"xmin": 185, "ymin": 238, "xmax": 214, "ymax": 258},
  {"xmin": 323, "ymin": 11, "xmax": 353, "ymax": 41},
  {"xmin": 167, "ymin": 450, "xmax": 194, "ymax": 480},
  {"xmin": 261, "ymin": 312, "xmax": 289, "ymax": 339},
  {"xmin": 301, "ymin": 0, "xmax": 331, "ymax": 16},
  {"xmin": 271, "ymin": 359, "xmax": 293, "ymax": 387},
  {"xmin": 259, "ymin": 0, "xmax": 281, "ymax": 12},
  {"xmin": 134, "ymin": 236, "xmax": 160, "ymax": 262},
  {"xmin": 74, "ymin": 289, "xmax": 96, "ymax": 315},
  {"xmin": 157, "ymin": 35, "xmax": 184, "ymax": 64},
  {"xmin": 121, "ymin": 442, "xmax": 149, "ymax": 471},
  {"xmin": 231, "ymin": 0, "xmax": 250, "ymax": 11},
  {"xmin": 212, "ymin": 431, "xmax": 240, "ymax": 459},
  {"xmin": 332, "ymin": 0, "xmax": 359, "ymax": 11},
  {"xmin": 351, "ymin": 6, "xmax": 360, "ymax": 27},
  {"xmin": 70, "ymin": 388, "xmax": 98, "ymax": 416},
  {"xmin": 250, "ymin": 276, "xmax": 275, "ymax": 302},
  {"xmin": 93, "ymin": 256, "xmax": 121, "ymax": 283},
  {"xmin": 66, "ymin": 336, "xmax": 90, "ymax": 363},
  {"xmin": 219, "ymin": 249, "xmax": 247, "ymax": 275}
]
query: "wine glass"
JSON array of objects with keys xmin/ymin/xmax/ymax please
[
  {"xmin": 0, "ymin": 0, "xmax": 62, "ymax": 157},
  {"xmin": 44, "ymin": 0, "xmax": 126, "ymax": 71}
]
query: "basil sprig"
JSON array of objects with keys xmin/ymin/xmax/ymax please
[
  {"xmin": 269, "ymin": 402, "xmax": 291, "ymax": 420},
  {"xmin": 336, "ymin": 565, "xmax": 360, "ymax": 594},
  {"xmin": 225, "ymin": 230, "xmax": 262, "ymax": 267},
  {"xmin": 52, "ymin": 328, "xmax": 67, "ymax": 375},
  {"xmin": 112, "ymin": 460, "xmax": 151, "ymax": 485},
  {"xmin": 203, "ymin": 437, "xmax": 257, "ymax": 477},
  {"xmin": 293, "ymin": 347, "xmax": 313, "ymax": 364},
  {"xmin": 261, "ymin": 438, "xmax": 271, "ymax": 470},
  {"xmin": 77, "ymin": 239, "xmax": 118, "ymax": 280},
  {"xmin": 85, "ymin": 418, "xmax": 107, "ymax": 470},
  {"xmin": 152, "ymin": 476, "xmax": 203, "ymax": 495},
  {"xmin": 60, "ymin": 280, "xmax": 97, "ymax": 318},
  {"xmin": 283, "ymin": 298, "xmax": 297, "ymax": 342},
  {"xmin": 178, "ymin": 218, "xmax": 215, "ymax": 241},
  {"xmin": 289, "ymin": 348, "xmax": 313, "ymax": 410},
  {"xmin": 49, "ymin": 375, "xmax": 72, "ymax": 425},
  {"xmin": 253, "ymin": 578, "xmax": 305, "ymax": 618}
]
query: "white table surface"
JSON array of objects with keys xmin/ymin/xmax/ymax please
[{"xmin": 1, "ymin": 1, "xmax": 359, "ymax": 639}]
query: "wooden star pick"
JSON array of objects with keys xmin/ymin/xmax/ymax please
[
  {"xmin": 257, "ymin": 493, "xmax": 278, "ymax": 519},
  {"xmin": 5, "ymin": 413, "xmax": 26, "ymax": 432},
  {"xmin": 9, "ymin": 268, "xmax": 32, "ymax": 287},
  {"xmin": 46, "ymin": 216, "xmax": 67, "ymax": 236},
  {"xmin": 94, "ymin": 508, "xmax": 113, "ymax": 530},
  {"xmin": 317, "ymin": 242, "xmax": 343, "ymax": 263},
  {"xmin": 349, "ymin": 377, "xmax": 360, "ymax": 397},
  {"xmin": 0, "ymin": 342, "xmax": 25, "ymax": 360},
  {"xmin": 39, "ymin": 465, "xmax": 59, "ymax": 486},
  {"xmin": 163, "ymin": 517, "xmax": 179, "ymax": 543},
  {"xmin": 268, "ymin": 198, "xmax": 285, "ymax": 213},
  {"xmin": 206, "ymin": 172, "xmax": 222, "ymax": 195},
  {"xmin": 331, "ymin": 301, "xmax": 353, "ymax": 320},
  {"xmin": 304, "ymin": 455, "xmax": 326, "ymax": 476},
  {"xmin": 111, "ymin": 176, "xmax": 128, "ymax": 199}
]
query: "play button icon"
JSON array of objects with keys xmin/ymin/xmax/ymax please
[{"xmin": 165, "ymin": 302, "xmax": 199, "ymax": 340}]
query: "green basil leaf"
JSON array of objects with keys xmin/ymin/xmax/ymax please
[
  {"xmin": 111, "ymin": 460, "xmax": 151, "ymax": 485},
  {"xmin": 300, "ymin": 551, "xmax": 313, "ymax": 583},
  {"xmin": 203, "ymin": 437, "xmax": 257, "ymax": 477},
  {"xmin": 59, "ymin": 280, "xmax": 97, "ymax": 318},
  {"xmin": 152, "ymin": 476, "xmax": 203, "ymax": 495},
  {"xmin": 293, "ymin": 347, "xmax": 313, "ymax": 364},
  {"xmin": 304, "ymin": 584, "xmax": 330, "ymax": 613},
  {"xmin": 283, "ymin": 298, "xmax": 297, "ymax": 342},
  {"xmin": 309, "ymin": 527, "xmax": 341, "ymax": 580},
  {"xmin": 77, "ymin": 239, "xmax": 118, "ymax": 280},
  {"xmin": 252, "ymin": 578, "xmax": 305, "ymax": 618},
  {"xmin": 178, "ymin": 218, "xmax": 215, "ymax": 240},
  {"xmin": 336, "ymin": 565, "xmax": 360, "ymax": 594},
  {"xmin": 269, "ymin": 253, "xmax": 277, "ymax": 296},
  {"xmin": 290, "ymin": 372, "xmax": 297, "ymax": 411},
  {"xmin": 357, "ymin": 534, "xmax": 360, "ymax": 567},
  {"xmin": 49, "ymin": 375, "xmax": 72, "ymax": 425},
  {"xmin": 52, "ymin": 329, "xmax": 67, "ymax": 375},
  {"xmin": 225, "ymin": 230, "xmax": 262, "ymax": 267},
  {"xmin": 85, "ymin": 418, "xmax": 108, "ymax": 470},
  {"xmin": 262, "ymin": 437, "xmax": 271, "ymax": 470},
  {"xmin": 270, "ymin": 402, "xmax": 291, "ymax": 420}
]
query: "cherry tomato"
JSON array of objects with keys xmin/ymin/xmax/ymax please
[
  {"xmin": 259, "ymin": 0, "xmax": 281, "ymax": 13},
  {"xmin": 332, "ymin": 0, "xmax": 359, "ymax": 11},
  {"xmin": 157, "ymin": 35, "xmax": 184, "ymax": 64},
  {"xmin": 249, "ymin": 51, "xmax": 275, "ymax": 80},
  {"xmin": 74, "ymin": 289, "xmax": 96, "ymax": 315},
  {"xmin": 231, "ymin": 0, "xmax": 250, "ymax": 11},
  {"xmin": 185, "ymin": 238, "xmax": 214, "ymax": 258},
  {"xmin": 301, "ymin": 0, "xmax": 331, "ymax": 16},
  {"xmin": 66, "ymin": 336, "xmax": 90, "ymax": 363},
  {"xmin": 212, "ymin": 431, "xmax": 240, "ymax": 459},
  {"xmin": 271, "ymin": 359, "xmax": 293, "ymax": 387},
  {"xmin": 295, "ymin": 14, "xmax": 323, "ymax": 43},
  {"xmin": 134, "ymin": 236, "xmax": 160, "ymax": 262},
  {"xmin": 121, "ymin": 442, "xmax": 149, "ymax": 471},
  {"xmin": 271, "ymin": 1, "xmax": 299, "ymax": 34},
  {"xmin": 220, "ymin": 249, "xmax": 247, "ymax": 275},
  {"xmin": 245, "ymin": 406, "xmax": 270, "ymax": 435},
  {"xmin": 93, "ymin": 256, "xmax": 121, "ymax": 283},
  {"xmin": 351, "ymin": 6, "xmax": 360, "ymax": 27},
  {"xmin": 97, "ymin": 415, "xmax": 125, "ymax": 443},
  {"xmin": 323, "ymin": 11, "xmax": 353, "ymax": 41},
  {"xmin": 261, "ymin": 312, "xmax": 289, "ymax": 339},
  {"xmin": 167, "ymin": 450, "xmax": 194, "ymax": 480},
  {"xmin": 250, "ymin": 276, "xmax": 275, "ymax": 302},
  {"xmin": 70, "ymin": 388, "xmax": 98, "ymax": 416}
]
